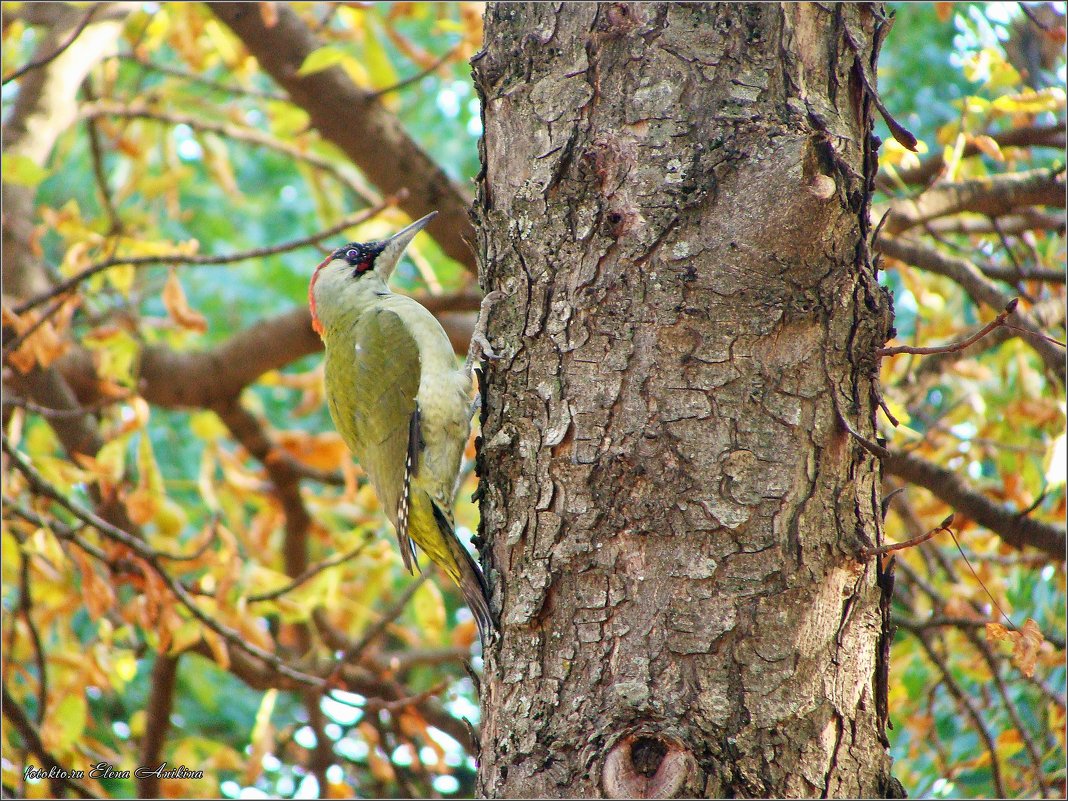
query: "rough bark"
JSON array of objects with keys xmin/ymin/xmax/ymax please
[{"xmin": 473, "ymin": 3, "xmax": 897, "ymax": 798}]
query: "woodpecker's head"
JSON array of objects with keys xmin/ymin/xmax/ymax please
[{"xmin": 309, "ymin": 211, "xmax": 436, "ymax": 335}]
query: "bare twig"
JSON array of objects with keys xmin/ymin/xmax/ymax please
[
  {"xmin": 209, "ymin": 1, "xmax": 476, "ymax": 270},
  {"xmin": 877, "ymin": 234, "xmax": 1066, "ymax": 383},
  {"xmin": 330, "ymin": 572, "xmax": 433, "ymax": 671},
  {"xmin": 113, "ymin": 52, "xmax": 288, "ymax": 101},
  {"xmin": 247, "ymin": 539, "xmax": 372, "ymax": 603},
  {"xmin": 1, "ymin": 685, "xmax": 99, "ymax": 798},
  {"xmin": 887, "ymin": 121, "xmax": 1066, "ymax": 186},
  {"xmin": 1, "ymin": 4, "xmax": 101, "ymax": 85},
  {"xmin": 864, "ymin": 514, "xmax": 955, "ymax": 557},
  {"xmin": 78, "ymin": 98, "xmax": 379, "ymax": 202},
  {"xmin": 910, "ymin": 632, "xmax": 1007, "ymax": 797},
  {"xmin": 2, "ymin": 435, "xmax": 327, "ymax": 690},
  {"xmin": 368, "ymin": 46, "xmax": 459, "ymax": 99},
  {"xmin": 883, "ymin": 168, "xmax": 1066, "ymax": 234},
  {"xmin": 877, "ymin": 299, "xmax": 1019, "ymax": 357},
  {"xmin": 14, "ymin": 198, "xmax": 401, "ymax": 316}
]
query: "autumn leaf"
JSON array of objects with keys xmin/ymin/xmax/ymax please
[
  {"xmin": 162, "ymin": 268, "xmax": 208, "ymax": 333},
  {"xmin": 1014, "ymin": 618, "xmax": 1044, "ymax": 678},
  {"xmin": 986, "ymin": 618, "xmax": 1045, "ymax": 677},
  {"xmin": 0, "ymin": 297, "xmax": 78, "ymax": 373}
]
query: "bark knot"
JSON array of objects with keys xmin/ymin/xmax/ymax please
[{"xmin": 602, "ymin": 733, "xmax": 695, "ymax": 798}]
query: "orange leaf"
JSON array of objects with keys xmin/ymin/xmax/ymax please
[
  {"xmin": 162, "ymin": 269, "xmax": 208, "ymax": 333},
  {"xmin": 986, "ymin": 621, "xmax": 1011, "ymax": 642},
  {"xmin": 0, "ymin": 297, "xmax": 78, "ymax": 374},
  {"xmin": 274, "ymin": 431, "xmax": 349, "ymax": 471},
  {"xmin": 969, "ymin": 134, "xmax": 1004, "ymax": 161},
  {"xmin": 1014, "ymin": 618, "xmax": 1044, "ymax": 678},
  {"xmin": 934, "ymin": 2, "xmax": 954, "ymax": 22}
]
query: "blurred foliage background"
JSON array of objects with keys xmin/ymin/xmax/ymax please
[{"xmin": 1, "ymin": 2, "xmax": 1064, "ymax": 798}]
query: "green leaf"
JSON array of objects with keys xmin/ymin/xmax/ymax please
[{"xmin": 2, "ymin": 153, "xmax": 49, "ymax": 187}]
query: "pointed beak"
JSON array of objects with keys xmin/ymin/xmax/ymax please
[{"xmin": 375, "ymin": 211, "xmax": 437, "ymax": 279}]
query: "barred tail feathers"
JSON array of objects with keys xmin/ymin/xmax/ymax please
[{"xmin": 405, "ymin": 491, "xmax": 494, "ymax": 642}]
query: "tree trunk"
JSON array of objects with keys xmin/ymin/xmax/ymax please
[{"xmin": 472, "ymin": 3, "xmax": 898, "ymax": 798}]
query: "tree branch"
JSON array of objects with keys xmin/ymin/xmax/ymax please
[
  {"xmin": 877, "ymin": 298, "xmax": 1019, "ymax": 357},
  {"xmin": 77, "ymin": 97, "xmax": 378, "ymax": 201},
  {"xmin": 876, "ymin": 234, "xmax": 1066, "ymax": 384},
  {"xmin": 888, "ymin": 122, "xmax": 1066, "ymax": 186},
  {"xmin": 136, "ymin": 654, "xmax": 178, "ymax": 798},
  {"xmin": 1, "ymin": 685, "xmax": 99, "ymax": 798},
  {"xmin": 0, "ymin": 3, "xmax": 101, "ymax": 86},
  {"xmin": 883, "ymin": 168, "xmax": 1066, "ymax": 235},
  {"xmin": 884, "ymin": 448, "xmax": 1066, "ymax": 558},
  {"xmin": 14, "ymin": 200, "xmax": 399, "ymax": 316},
  {"xmin": 2, "ymin": 435, "xmax": 327, "ymax": 690},
  {"xmin": 209, "ymin": 2, "xmax": 476, "ymax": 271}
]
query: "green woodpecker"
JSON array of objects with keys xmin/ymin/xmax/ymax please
[{"xmin": 309, "ymin": 212, "xmax": 494, "ymax": 641}]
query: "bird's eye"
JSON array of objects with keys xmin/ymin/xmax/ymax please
[{"xmin": 346, "ymin": 249, "xmax": 359, "ymax": 260}]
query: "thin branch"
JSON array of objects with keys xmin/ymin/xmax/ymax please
[
  {"xmin": 965, "ymin": 629, "xmax": 1054, "ymax": 797},
  {"xmin": 82, "ymin": 79, "xmax": 123, "ymax": 235},
  {"xmin": 924, "ymin": 209, "xmax": 1066, "ymax": 236},
  {"xmin": 1, "ymin": 685, "xmax": 99, "ymax": 798},
  {"xmin": 1, "ymin": 391, "xmax": 128, "ymax": 420},
  {"xmin": 329, "ymin": 572, "xmax": 432, "ymax": 671},
  {"xmin": 78, "ymin": 98, "xmax": 379, "ymax": 203},
  {"xmin": 877, "ymin": 298, "xmax": 1020, "ymax": 357},
  {"xmin": 863, "ymin": 513, "xmax": 954, "ymax": 557},
  {"xmin": 247, "ymin": 539, "xmax": 372, "ymax": 603},
  {"xmin": 884, "ymin": 448, "xmax": 1066, "ymax": 558},
  {"xmin": 1019, "ymin": 2, "xmax": 1057, "ymax": 31},
  {"xmin": 113, "ymin": 52, "xmax": 288, "ymax": 101},
  {"xmin": 910, "ymin": 631, "xmax": 1007, "ymax": 798},
  {"xmin": 0, "ymin": 3, "xmax": 101, "ymax": 86},
  {"xmin": 368, "ymin": 46, "xmax": 459, "ymax": 99},
  {"xmin": 14, "ymin": 198, "xmax": 400, "ymax": 316},
  {"xmin": 209, "ymin": 1, "xmax": 476, "ymax": 270},
  {"xmin": 2, "ymin": 436, "xmax": 327, "ymax": 690},
  {"xmin": 883, "ymin": 168, "xmax": 1066, "ymax": 234},
  {"xmin": 16, "ymin": 549, "xmax": 47, "ymax": 727},
  {"xmin": 876, "ymin": 234, "xmax": 1066, "ymax": 383},
  {"xmin": 888, "ymin": 121, "xmax": 1066, "ymax": 186}
]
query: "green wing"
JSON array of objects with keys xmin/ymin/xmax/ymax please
[{"xmin": 345, "ymin": 307, "xmax": 422, "ymax": 572}]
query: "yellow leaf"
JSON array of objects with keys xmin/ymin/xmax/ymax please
[
  {"xmin": 1, "ymin": 153, "xmax": 48, "ymax": 187},
  {"xmin": 202, "ymin": 627, "xmax": 231, "ymax": 670},
  {"xmin": 43, "ymin": 694, "xmax": 87, "ymax": 754},
  {"xmin": 106, "ymin": 262, "xmax": 136, "ymax": 296},
  {"xmin": 113, "ymin": 651, "xmax": 139, "ymax": 683},
  {"xmin": 162, "ymin": 269, "xmax": 208, "ymax": 333},
  {"xmin": 274, "ymin": 430, "xmax": 349, "ymax": 471},
  {"xmin": 129, "ymin": 709, "xmax": 146, "ymax": 738},
  {"xmin": 127, "ymin": 432, "xmax": 164, "ymax": 525},
  {"xmin": 190, "ymin": 410, "xmax": 229, "ymax": 442},
  {"xmin": 986, "ymin": 623, "xmax": 1011, "ymax": 644},
  {"xmin": 991, "ymin": 87, "xmax": 1066, "ymax": 115},
  {"xmin": 411, "ymin": 578, "xmax": 446, "ymax": 641},
  {"xmin": 297, "ymin": 45, "xmax": 348, "ymax": 77},
  {"xmin": 83, "ymin": 326, "xmax": 140, "ymax": 389}
]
